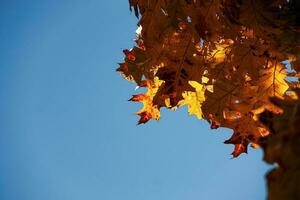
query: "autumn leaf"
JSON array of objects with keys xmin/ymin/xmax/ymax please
[
  {"xmin": 129, "ymin": 77, "xmax": 163, "ymax": 124},
  {"xmin": 178, "ymin": 77, "xmax": 213, "ymax": 119}
]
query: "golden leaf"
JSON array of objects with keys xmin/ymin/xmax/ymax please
[{"xmin": 130, "ymin": 77, "xmax": 163, "ymax": 124}]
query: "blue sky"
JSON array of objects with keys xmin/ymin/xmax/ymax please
[{"xmin": 0, "ymin": 1, "xmax": 271, "ymax": 200}]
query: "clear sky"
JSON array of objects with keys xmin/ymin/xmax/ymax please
[{"xmin": 0, "ymin": 1, "xmax": 271, "ymax": 200}]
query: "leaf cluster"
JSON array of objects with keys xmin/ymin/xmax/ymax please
[{"xmin": 118, "ymin": 0, "xmax": 300, "ymax": 157}]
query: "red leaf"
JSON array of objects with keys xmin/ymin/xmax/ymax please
[
  {"xmin": 210, "ymin": 120, "xmax": 220, "ymax": 129},
  {"xmin": 137, "ymin": 112, "xmax": 152, "ymax": 124},
  {"xmin": 129, "ymin": 94, "xmax": 146, "ymax": 102},
  {"xmin": 232, "ymin": 143, "xmax": 248, "ymax": 158},
  {"xmin": 123, "ymin": 49, "xmax": 136, "ymax": 61},
  {"xmin": 135, "ymin": 39, "xmax": 145, "ymax": 50}
]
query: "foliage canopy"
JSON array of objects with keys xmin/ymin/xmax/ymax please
[{"xmin": 117, "ymin": 0, "xmax": 300, "ymax": 157}]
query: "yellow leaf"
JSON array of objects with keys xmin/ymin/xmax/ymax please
[
  {"xmin": 179, "ymin": 91, "xmax": 203, "ymax": 119},
  {"xmin": 130, "ymin": 77, "xmax": 163, "ymax": 124},
  {"xmin": 189, "ymin": 80, "xmax": 204, "ymax": 91},
  {"xmin": 178, "ymin": 80, "xmax": 213, "ymax": 119},
  {"xmin": 202, "ymin": 76, "xmax": 209, "ymax": 84}
]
